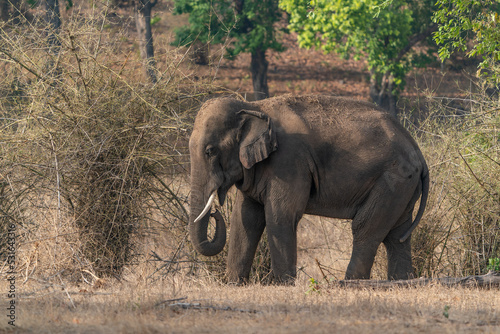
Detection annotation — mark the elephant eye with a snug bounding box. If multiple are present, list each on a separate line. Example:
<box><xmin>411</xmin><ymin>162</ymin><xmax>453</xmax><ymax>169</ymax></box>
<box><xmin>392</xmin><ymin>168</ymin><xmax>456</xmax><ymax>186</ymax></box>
<box><xmin>205</xmin><ymin>146</ymin><xmax>216</xmax><ymax>158</ymax></box>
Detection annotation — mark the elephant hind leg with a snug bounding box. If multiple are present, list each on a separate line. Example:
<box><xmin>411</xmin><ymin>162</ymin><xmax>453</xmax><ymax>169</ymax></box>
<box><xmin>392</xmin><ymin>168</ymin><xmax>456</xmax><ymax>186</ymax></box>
<box><xmin>346</xmin><ymin>200</ymin><xmax>395</xmax><ymax>279</ymax></box>
<box><xmin>345</xmin><ymin>239</ymin><xmax>381</xmax><ymax>279</ymax></box>
<box><xmin>383</xmin><ymin>213</ymin><xmax>414</xmax><ymax>280</ymax></box>
<box><xmin>346</xmin><ymin>178</ymin><xmax>417</xmax><ymax>280</ymax></box>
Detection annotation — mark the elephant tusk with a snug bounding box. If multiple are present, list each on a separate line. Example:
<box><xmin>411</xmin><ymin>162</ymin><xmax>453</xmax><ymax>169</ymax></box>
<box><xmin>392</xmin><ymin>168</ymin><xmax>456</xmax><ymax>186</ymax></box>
<box><xmin>194</xmin><ymin>192</ymin><xmax>216</xmax><ymax>223</ymax></box>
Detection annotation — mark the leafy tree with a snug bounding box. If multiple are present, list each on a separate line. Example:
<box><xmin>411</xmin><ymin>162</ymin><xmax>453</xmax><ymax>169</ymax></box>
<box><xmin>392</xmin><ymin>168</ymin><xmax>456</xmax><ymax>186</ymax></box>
<box><xmin>433</xmin><ymin>0</ymin><xmax>500</xmax><ymax>84</ymax></box>
<box><xmin>173</xmin><ymin>0</ymin><xmax>285</xmax><ymax>100</ymax></box>
<box><xmin>280</xmin><ymin>0</ymin><xmax>438</xmax><ymax>115</ymax></box>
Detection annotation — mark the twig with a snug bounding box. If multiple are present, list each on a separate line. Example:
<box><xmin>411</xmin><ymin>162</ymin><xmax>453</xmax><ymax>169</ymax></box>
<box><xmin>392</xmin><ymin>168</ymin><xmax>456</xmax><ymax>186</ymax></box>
<box><xmin>147</xmin><ymin>233</ymin><xmax>188</xmax><ymax>279</ymax></box>
<box><xmin>94</xmin><ymin>0</ymin><xmax>111</xmax><ymax>59</ymax></box>
<box><xmin>148</xmin><ymin>169</ymin><xmax>188</xmax><ymax>218</ymax></box>
<box><xmin>69</xmin><ymin>34</ymin><xmax>90</xmax><ymax>101</ymax></box>
<box><xmin>23</xmin><ymin>251</ymin><xmax>38</xmax><ymax>284</ymax></box>
<box><xmin>20</xmin><ymin>231</ymin><xmax>81</xmax><ymax>245</ymax></box>
<box><xmin>0</xmin><ymin>46</ymin><xmax>43</xmax><ymax>80</ymax></box>
<box><xmin>82</xmin><ymin>269</ymin><xmax>100</xmax><ymax>281</ymax></box>
<box><xmin>49</xmin><ymin>133</ymin><xmax>61</xmax><ymax>221</ymax></box>
<box><xmin>155</xmin><ymin>296</ymin><xmax>188</xmax><ymax>307</ymax></box>
<box><xmin>458</xmin><ymin>151</ymin><xmax>494</xmax><ymax>198</ymax></box>
<box><xmin>57</xmin><ymin>273</ymin><xmax>76</xmax><ymax>309</ymax></box>
<box><xmin>150</xmin><ymin>251</ymin><xmax>164</xmax><ymax>262</ymax></box>
<box><xmin>315</xmin><ymin>258</ymin><xmax>329</xmax><ymax>284</ymax></box>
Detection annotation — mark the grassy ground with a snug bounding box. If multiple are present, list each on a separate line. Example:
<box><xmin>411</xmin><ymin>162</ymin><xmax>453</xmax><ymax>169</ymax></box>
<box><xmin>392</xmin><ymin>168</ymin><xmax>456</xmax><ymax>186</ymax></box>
<box><xmin>5</xmin><ymin>276</ymin><xmax>499</xmax><ymax>333</ymax></box>
<box><xmin>3</xmin><ymin>214</ymin><xmax>499</xmax><ymax>333</ymax></box>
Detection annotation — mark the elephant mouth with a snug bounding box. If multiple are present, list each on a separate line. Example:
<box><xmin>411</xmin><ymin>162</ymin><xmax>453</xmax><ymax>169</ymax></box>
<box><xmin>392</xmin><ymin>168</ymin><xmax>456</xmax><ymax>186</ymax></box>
<box><xmin>217</xmin><ymin>186</ymin><xmax>229</xmax><ymax>207</ymax></box>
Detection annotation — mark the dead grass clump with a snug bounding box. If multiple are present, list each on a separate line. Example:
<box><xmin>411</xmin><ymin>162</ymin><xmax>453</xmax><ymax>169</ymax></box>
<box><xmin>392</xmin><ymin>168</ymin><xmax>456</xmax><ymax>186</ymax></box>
<box><xmin>405</xmin><ymin>89</ymin><xmax>499</xmax><ymax>277</ymax></box>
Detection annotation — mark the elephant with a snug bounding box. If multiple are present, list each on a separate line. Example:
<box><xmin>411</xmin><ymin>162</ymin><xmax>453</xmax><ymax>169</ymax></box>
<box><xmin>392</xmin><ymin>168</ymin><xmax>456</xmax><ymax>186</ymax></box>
<box><xmin>188</xmin><ymin>94</ymin><xmax>429</xmax><ymax>284</ymax></box>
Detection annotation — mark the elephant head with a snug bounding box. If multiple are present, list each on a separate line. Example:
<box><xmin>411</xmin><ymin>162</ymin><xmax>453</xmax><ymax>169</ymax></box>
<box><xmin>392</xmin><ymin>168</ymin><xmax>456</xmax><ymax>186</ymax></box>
<box><xmin>188</xmin><ymin>98</ymin><xmax>278</xmax><ymax>256</ymax></box>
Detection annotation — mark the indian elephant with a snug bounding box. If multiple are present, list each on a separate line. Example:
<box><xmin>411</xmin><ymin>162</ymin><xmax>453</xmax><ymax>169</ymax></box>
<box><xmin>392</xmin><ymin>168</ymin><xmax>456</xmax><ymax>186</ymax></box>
<box><xmin>188</xmin><ymin>94</ymin><xmax>429</xmax><ymax>284</ymax></box>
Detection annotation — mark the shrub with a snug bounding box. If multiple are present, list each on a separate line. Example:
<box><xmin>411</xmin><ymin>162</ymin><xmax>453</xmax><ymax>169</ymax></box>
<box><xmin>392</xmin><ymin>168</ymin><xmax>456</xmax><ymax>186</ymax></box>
<box><xmin>0</xmin><ymin>8</ymin><xmax>212</xmax><ymax>278</ymax></box>
<box><xmin>407</xmin><ymin>90</ymin><xmax>499</xmax><ymax>277</ymax></box>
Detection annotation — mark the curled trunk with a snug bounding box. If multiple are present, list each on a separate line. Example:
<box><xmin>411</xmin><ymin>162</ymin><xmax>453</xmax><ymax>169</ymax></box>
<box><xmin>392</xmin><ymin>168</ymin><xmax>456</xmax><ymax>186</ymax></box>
<box><xmin>189</xmin><ymin>204</ymin><xmax>226</xmax><ymax>256</ymax></box>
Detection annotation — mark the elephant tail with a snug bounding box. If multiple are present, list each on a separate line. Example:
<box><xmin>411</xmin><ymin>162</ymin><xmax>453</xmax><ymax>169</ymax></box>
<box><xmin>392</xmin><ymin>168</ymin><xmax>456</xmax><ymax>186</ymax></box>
<box><xmin>399</xmin><ymin>166</ymin><xmax>430</xmax><ymax>243</ymax></box>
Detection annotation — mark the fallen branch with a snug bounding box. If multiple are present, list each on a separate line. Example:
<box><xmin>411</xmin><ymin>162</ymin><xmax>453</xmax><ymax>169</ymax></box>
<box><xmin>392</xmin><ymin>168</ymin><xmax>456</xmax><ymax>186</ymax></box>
<box><xmin>155</xmin><ymin>296</ymin><xmax>188</xmax><ymax>307</ymax></box>
<box><xmin>339</xmin><ymin>271</ymin><xmax>500</xmax><ymax>289</ymax></box>
<box><xmin>166</xmin><ymin>302</ymin><xmax>259</xmax><ymax>313</ymax></box>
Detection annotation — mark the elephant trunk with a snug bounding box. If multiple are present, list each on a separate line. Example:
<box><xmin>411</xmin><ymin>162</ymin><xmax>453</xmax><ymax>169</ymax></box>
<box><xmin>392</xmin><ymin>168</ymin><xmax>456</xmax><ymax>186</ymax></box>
<box><xmin>189</xmin><ymin>191</ymin><xmax>226</xmax><ymax>256</ymax></box>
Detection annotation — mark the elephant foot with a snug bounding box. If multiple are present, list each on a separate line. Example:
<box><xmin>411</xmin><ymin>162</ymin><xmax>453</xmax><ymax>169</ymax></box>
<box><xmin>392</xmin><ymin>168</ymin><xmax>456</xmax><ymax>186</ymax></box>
<box><xmin>271</xmin><ymin>272</ymin><xmax>296</xmax><ymax>286</ymax></box>
<box><xmin>227</xmin><ymin>280</ymin><xmax>247</xmax><ymax>286</ymax></box>
<box><xmin>225</xmin><ymin>272</ymin><xmax>249</xmax><ymax>286</ymax></box>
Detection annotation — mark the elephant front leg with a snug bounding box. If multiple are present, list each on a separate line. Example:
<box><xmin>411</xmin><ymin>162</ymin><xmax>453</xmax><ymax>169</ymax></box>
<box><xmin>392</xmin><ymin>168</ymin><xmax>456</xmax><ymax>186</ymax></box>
<box><xmin>226</xmin><ymin>191</ymin><xmax>266</xmax><ymax>284</ymax></box>
<box><xmin>263</xmin><ymin>177</ymin><xmax>309</xmax><ymax>284</ymax></box>
<box><xmin>266</xmin><ymin>222</ymin><xmax>298</xmax><ymax>284</ymax></box>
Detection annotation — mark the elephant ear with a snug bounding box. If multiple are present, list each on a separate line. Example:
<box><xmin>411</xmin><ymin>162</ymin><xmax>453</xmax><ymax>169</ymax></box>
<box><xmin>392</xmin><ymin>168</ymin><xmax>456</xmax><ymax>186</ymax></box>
<box><xmin>238</xmin><ymin>109</ymin><xmax>278</xmax><ymax>169</ymax></box>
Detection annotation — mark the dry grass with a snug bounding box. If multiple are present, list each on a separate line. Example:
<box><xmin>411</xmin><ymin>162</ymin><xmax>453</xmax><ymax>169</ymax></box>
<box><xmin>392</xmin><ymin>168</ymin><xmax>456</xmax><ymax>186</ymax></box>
<box><xmin>403</xmin><ymin>92</ymin><xmax>500</xmax><ymax>277</ymax></box>
<box><xmin>3</xmin><ymin>275</ymin><xmax>498</xmax><ymax>333</ymax></box>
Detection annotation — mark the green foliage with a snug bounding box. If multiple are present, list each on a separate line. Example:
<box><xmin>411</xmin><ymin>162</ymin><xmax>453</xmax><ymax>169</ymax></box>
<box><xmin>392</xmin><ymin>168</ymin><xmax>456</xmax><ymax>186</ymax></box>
<box><xmin>280</xmin><ymin>0</ymin><xmax>437</xmax><ymax>95</ymax></box>
<box><xmin>150</xmin><ymin>15</ymin><xmax>161</xmax><ymax>26</ymax></box>
<box><xmin>305</xmin><ymin>277</ymin><xmax>320</xmax><ymax>294</ymax></box>
<box><xmin>172</xmin><ymin>0</ymin><xmax>284</xmax><ymax>58</ymax></box>
<box><xmin>443</xmin><ymin>305</ymin><xmax>450</xmax><ymax>319</ymax></box>
<box><xmin>487</xmin><ymin>258</ymin><xmax>500</xmax><ymax>272</ymax></box>
<box><xmin>433</xmin><ymin>0</ymin><xmax>500</xmax><ymax>83</ymax></box>
<box><xmin>172</xmin><ymin>0</ymin><xmax>233</xmax><ymax>46</ymax></box>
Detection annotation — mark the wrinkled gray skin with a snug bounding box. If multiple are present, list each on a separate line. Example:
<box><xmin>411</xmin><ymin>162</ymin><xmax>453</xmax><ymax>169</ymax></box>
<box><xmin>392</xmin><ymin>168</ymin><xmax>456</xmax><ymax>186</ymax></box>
<box><xmin>189</xmin><ymin>94</ymin><xmax>429</xmax><ymax>284</ymax></box>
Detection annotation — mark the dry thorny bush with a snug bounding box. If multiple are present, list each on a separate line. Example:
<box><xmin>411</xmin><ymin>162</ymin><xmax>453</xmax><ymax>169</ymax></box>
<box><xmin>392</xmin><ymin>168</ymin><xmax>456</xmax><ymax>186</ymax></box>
<box><xmin>0</xmin><ymin>7</ymin><xmax>223</xmax><ymax>283</ymax></box>
<box><xmin>405</xmin><ymin>90</ymin><xmax>499</xmax><ymax>277</ymax></box>
<box><xmin>0</xmin><ymin>5</ymin><xmax>498</xmax><ymax>289</ymax></box>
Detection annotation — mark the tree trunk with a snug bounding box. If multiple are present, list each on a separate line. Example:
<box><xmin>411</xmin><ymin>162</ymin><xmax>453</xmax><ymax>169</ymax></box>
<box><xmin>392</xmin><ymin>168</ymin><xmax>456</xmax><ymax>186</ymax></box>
<box><xmin>1</xmin><ymin>0</ymin><xmax>9</xmax><ymax>21</ymax></box>
<box><xmin>188</xmin><ymin>187</ymin><xmax>226</xmax><ymax>257</ymax></box>
<box><xmin>369</xmin><ymin>69</ymin><xmax>397</xmax><ymax>117</ymax></box>
<box><xmin>10</xmin><ymin>0</ymin><xmax>19</xmax><ymax>24</ymax></box>
<box><xmin>45</xmin><ymin>0</ymin><xmax>61</xmax><ymax>79</ymax></box>
<box><xmin>46</xmin><ymin>0</ymin><xmax>61</xmax><ymax>47</ymax></box>
<box><xmin>192</xmin><ymin>41</ymin><xmax>209</xmax><ymax>65</ymax></box>
<box><xmin>134</xmin><ymin>0</ymin><xmax>157</xmax><ymax>84</ymax></box>
<box><xmin>367</xmin><ymin>25</ymin><xmax>438</xmax><ymax>117</ymax></box>
<box><xmin>250</xmin><ymin>48</ymin><xmax>269</xmax><ymax>101</ymax></box>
